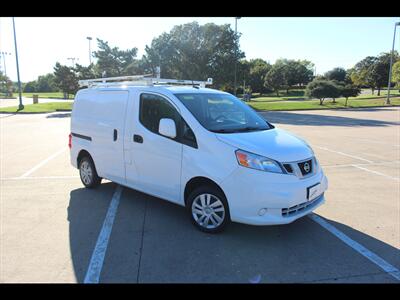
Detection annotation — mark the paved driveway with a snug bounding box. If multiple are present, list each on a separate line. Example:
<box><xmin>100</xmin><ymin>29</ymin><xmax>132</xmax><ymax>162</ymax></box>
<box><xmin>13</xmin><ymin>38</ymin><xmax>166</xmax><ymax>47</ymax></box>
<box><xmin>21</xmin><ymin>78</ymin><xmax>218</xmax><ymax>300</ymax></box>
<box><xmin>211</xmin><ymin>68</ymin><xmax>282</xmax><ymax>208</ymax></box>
<box><xmin>0</xmin><ymin>107</ymin><xmax>399</xmax><ymax>283</ymax></box>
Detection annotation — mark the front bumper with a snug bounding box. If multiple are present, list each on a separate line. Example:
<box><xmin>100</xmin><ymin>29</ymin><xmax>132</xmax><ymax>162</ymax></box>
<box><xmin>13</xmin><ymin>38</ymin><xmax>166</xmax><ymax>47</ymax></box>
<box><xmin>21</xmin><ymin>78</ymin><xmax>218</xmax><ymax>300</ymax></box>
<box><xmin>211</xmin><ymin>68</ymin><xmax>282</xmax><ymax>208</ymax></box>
<box><xmin>220</xmin><ymin>166</ymin><xmax>328</xmax><ymax>225</ymax></box>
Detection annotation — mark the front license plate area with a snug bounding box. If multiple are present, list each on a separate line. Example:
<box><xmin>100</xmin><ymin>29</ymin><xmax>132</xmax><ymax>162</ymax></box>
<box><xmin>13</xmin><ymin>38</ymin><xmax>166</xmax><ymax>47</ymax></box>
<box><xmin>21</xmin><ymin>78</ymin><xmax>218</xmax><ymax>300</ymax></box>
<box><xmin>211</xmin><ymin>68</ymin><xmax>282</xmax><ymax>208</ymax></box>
<box><xmin>307</xmin><ymin>183</ymin><xmax>321</xmax><ymax>201</ymax></box>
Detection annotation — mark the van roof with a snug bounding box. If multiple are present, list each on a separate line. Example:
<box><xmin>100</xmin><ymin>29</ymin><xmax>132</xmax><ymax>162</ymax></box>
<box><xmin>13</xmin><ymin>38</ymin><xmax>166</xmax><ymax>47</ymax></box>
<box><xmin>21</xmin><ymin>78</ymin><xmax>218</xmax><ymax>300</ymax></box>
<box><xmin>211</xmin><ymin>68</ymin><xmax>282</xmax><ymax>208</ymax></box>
<box><xmin>82</xmin><ymin>85</ymin><xmax>226</xmax><ymax>95</ymax></box>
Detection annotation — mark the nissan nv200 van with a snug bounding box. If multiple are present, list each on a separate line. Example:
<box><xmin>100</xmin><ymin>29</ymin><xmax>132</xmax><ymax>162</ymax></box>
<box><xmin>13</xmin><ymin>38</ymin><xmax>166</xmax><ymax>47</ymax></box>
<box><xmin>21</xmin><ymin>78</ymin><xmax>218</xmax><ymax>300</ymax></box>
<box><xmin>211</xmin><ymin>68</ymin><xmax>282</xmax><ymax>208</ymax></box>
<box><xmin>70</xmin><ymin>75</ymin><xmax>328</xmax><ymax>233</ymax></box>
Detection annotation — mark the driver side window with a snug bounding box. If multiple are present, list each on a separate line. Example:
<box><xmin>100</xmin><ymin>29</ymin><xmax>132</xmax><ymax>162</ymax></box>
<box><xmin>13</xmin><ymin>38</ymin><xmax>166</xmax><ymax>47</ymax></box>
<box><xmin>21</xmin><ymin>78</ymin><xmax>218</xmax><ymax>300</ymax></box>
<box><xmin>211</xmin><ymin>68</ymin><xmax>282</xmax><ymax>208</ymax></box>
<box><xmin>139</xmin><ymin>93</ymin><xmax>197</xmax><ymax>148</ymax></box>
<box><xmin>139</xmin><ymin>93</ymin><xmax>180</xmax><ymax>135</ymax></box>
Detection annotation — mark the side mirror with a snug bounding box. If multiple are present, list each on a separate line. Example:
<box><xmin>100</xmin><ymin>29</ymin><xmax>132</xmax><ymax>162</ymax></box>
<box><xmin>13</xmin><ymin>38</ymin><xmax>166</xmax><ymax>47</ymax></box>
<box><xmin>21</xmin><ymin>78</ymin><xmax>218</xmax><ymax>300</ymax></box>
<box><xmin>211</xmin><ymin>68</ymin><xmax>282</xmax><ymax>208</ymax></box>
<box><xmin>159</xmin><ymin>118</ymin><xmax>177</xmax><ymax>139</ymax></box>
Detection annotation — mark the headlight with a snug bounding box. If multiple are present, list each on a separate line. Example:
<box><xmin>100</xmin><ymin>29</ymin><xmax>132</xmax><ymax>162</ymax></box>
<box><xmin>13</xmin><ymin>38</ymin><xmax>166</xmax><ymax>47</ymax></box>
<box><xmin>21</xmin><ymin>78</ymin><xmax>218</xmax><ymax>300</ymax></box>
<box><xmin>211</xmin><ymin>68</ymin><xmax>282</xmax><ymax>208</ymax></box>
<box><xmin>235</xmin><ymin>149</ymin><xmax>284</xmax><ymax>174</ymax></box>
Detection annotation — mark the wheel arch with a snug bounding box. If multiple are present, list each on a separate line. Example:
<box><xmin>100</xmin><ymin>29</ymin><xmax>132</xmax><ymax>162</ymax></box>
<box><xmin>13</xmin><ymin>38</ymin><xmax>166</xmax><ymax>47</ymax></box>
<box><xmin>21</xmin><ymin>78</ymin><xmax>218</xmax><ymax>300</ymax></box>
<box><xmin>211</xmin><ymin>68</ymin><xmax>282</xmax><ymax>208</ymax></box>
<box><xmin>77</xmin><ymin>149</ymin><xmax>92</xmax><ymax>166</ymax></box>
<box><xmin>184</xmin><ymin>176</ymin><xmax>227</xmax><ymax>207</ymax></box>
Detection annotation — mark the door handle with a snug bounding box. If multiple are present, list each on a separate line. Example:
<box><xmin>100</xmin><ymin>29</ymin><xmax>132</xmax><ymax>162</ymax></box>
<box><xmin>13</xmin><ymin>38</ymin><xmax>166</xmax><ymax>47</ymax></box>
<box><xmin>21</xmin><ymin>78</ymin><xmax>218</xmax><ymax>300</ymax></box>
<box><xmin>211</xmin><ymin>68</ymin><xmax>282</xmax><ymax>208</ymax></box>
<box><xmin>113</xmin><ymin>129</ymin><xmax>118</xmax><ymax>141</ymax></box>
<box><xmin>133</xmin><ymin>134</ymin><xmax>143</xmax><ymax>143</ymax></box>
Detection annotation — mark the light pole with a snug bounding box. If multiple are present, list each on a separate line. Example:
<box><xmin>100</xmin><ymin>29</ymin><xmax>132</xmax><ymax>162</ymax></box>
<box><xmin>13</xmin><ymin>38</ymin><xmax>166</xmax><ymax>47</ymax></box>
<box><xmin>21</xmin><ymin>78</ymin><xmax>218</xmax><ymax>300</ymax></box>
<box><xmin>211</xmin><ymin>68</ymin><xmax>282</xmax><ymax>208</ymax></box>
<box><xmin>0</xmin><ymin>51</ymin><xmax>11</xmax><ymax>77</ymax></box>
<box><xmin>386</xmin><ymin>21</ymin><xmax>400</xmax><ymax>105</ymax></box>
<box><xmin>67</xmin><ymin>57</ymin><xmax>79</xmax><ymax>67</ymax></box>
<box><xmin>234</xmin><ymin>17</ymin><xmax>241</xmax><ymax>96</ymax></box>
<box><xmin>12</xmin><ymin>18</ymin><xmax>23</xmax><ymax>110</ymax></box>
<box><xmin>87</xmin><ymin>36</ymin><xmax>92</xmax><ymax>65</ymax></box>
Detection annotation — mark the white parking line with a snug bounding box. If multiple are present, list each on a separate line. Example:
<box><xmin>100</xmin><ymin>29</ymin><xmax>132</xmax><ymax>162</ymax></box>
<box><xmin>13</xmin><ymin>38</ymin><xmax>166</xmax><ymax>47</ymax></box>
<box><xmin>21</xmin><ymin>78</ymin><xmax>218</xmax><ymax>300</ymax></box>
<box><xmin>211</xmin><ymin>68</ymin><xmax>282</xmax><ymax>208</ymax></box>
<box><xmin>351</xmin><ymin>165</ymin><xmax>400</xmax><ymax>181</ymax></box>
<box><xmin>1</xmin><ymin>175</ymin><xmax>79</xmax><ymax>181</ymax></box>
<box><xmin>309</xmin><ymin>214</ymin><xmax>400</xmax><ymax>281</ymax></box>
<box><xmin>19</xmin><ymin>148</ymin><xmax>66</xmax><ymax>178</ymax></box>
<box><xmin>315</xmin><ymin>146</ymin><xmax>374</xmax><ymax>163</ymax></box>
<box><xmin>322</xmin><ymin>160</ymin><xmax>400</xmax><ymax>169</ymax></box>
<box><xmin>84</xmin><ymin>185</ymin><xmax>123</xmax><ymax>284</ymax></box>
<box><xmin>343</xmin><ymin>136</ymin><xmax>400</xmax><ymax>148</ymax></box>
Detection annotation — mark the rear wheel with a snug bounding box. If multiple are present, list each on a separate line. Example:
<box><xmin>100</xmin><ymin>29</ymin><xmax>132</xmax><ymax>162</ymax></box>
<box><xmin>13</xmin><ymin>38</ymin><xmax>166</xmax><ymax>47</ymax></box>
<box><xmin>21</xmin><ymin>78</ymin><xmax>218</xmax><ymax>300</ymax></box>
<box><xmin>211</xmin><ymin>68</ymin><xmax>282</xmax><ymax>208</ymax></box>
<box><xmin>79</xmin><ymin>156</ymin><xmax>101</xmax><ymax>188</ymax></box>
<box><xmin>187</xmin><ymin>186</ymin><xmax>230</xmax><ymax>233</ymax></box>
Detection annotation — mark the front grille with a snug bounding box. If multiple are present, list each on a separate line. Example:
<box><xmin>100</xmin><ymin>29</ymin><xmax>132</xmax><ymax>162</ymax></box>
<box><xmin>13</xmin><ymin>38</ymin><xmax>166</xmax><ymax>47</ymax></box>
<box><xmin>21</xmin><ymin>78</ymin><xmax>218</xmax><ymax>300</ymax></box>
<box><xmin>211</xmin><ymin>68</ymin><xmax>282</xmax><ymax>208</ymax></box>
<box><xmin>283</xmin><ymin>164</ymin><xmax>293</xmax><ymax>173</ymax></box>
<box><xmin>281</xmin><ymin>193</ymin><xmax>323</xmax><ymax>217</ymax></box>
<box><xmin>298</xmin><ymin>159</ymin><xmax>313</xmax><ymax>176</ymax></box>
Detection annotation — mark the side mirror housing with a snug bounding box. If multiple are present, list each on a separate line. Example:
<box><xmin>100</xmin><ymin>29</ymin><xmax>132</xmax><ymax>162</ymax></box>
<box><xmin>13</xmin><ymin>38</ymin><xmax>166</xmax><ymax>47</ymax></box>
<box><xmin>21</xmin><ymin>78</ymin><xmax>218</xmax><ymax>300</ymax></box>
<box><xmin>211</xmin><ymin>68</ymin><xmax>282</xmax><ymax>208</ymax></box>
<box><xmin>159</xmin><ymin>118</ymin><xmax>177</xmax><ymax>139</ymax></box>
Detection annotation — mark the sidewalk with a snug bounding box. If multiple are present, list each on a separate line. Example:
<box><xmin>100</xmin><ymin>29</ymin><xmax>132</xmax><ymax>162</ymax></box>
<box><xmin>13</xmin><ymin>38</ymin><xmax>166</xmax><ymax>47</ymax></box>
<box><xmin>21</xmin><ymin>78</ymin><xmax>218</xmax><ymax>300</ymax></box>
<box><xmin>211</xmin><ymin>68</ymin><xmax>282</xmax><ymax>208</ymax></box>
<box><xmin>0</xmin><ymin>97</ymin><xmax>73</xmax><ymax>109</ymax></box>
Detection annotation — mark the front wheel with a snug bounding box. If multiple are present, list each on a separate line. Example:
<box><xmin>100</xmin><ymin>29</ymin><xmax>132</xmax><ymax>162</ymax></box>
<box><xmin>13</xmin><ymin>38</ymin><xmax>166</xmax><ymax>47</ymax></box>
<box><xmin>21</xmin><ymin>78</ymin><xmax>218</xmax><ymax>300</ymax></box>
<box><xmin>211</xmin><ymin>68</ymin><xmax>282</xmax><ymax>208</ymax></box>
<box><xmin>187</xmin><ymin>186</ymin><xmax>230</xmax><ymax>233</ymax></box>
<box><xmin>79</xmin><ymin>156</ymin><xmax>101</xmax><ymax>188</ymax></box>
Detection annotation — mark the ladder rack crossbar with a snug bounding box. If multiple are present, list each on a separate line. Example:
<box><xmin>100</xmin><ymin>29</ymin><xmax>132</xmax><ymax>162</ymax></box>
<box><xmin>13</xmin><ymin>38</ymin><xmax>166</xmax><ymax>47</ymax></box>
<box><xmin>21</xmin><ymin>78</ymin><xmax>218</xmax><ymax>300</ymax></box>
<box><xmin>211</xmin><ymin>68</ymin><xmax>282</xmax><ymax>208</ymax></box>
<box><xmin>78</xmin><ymin>75</ymin><xmax>213</xmax><ymax>88</ymax></box>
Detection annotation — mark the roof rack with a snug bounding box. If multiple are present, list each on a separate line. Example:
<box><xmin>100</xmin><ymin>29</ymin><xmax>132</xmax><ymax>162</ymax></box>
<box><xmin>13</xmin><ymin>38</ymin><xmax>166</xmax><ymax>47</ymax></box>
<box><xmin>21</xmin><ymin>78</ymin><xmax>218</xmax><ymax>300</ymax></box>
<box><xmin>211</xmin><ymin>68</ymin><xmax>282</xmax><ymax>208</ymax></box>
<box><xmin>79</xmin><ymin>75</ymin><xmax>213</xmax><ymax>88</ymax></box>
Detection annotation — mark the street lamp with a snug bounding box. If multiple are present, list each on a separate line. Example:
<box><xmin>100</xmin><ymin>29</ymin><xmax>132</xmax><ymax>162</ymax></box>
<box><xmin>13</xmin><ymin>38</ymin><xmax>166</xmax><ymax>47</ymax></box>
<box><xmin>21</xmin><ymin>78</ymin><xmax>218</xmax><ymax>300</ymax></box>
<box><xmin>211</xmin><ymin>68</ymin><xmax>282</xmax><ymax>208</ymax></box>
<box><xmin>87</xmin><ymin>36</ymin><xmax>92</xmax><ymax>65</ymax></box>
<box><xmin>0</xmin><ymin>51</ymin><xmax>11</xmax><ymax>77</ymax></box>
<box><xmin>12</xmin><ymin>17</ymin><xmax>23</xmax><ymax>110</ymax></box>
<box><xmin>67</xmin><ymin>57</ymin><xmax>79</xmax><ymax>67</ymax></box>
<box><xmin>234</xmin><ymin>17</ymin><xmax>241</xmax><ymax>96</ymax></box>
<box><xmin>386</xmin><ymin>21</ymin><xmax>400</xmax><ymax>105</ymax></box>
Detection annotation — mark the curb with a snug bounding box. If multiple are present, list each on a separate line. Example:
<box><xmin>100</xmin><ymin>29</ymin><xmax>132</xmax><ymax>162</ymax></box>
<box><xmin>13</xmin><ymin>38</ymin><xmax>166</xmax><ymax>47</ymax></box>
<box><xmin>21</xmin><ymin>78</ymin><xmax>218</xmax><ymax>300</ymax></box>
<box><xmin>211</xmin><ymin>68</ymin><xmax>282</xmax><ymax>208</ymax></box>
<box><xmin>0</xmin><ymin>109</ymin><xmax>72</xmax><ymax>115</ymax></box>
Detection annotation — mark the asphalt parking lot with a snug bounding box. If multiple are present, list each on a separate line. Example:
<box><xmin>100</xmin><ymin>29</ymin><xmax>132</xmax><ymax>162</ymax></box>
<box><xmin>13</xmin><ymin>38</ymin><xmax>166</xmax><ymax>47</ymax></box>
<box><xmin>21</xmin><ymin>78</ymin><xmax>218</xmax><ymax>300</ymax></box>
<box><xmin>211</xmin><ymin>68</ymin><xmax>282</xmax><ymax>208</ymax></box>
<box><xmin>0</xmin><ymin>107</ymin><xmax>399</xmax><ymax>283</ymax></box>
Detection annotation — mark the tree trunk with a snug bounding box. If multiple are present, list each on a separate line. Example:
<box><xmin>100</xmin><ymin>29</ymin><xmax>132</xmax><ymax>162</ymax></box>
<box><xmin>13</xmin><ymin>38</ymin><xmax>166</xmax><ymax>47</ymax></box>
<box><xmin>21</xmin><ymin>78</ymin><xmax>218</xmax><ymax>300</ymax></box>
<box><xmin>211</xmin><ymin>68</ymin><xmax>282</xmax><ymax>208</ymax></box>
<box><xmin>286</xmin><ymin>87</ymin><xmax>289</xmax><ymax>95</ymax></box>
<box><xmin>319</xmin><ymin>98</ymin><xmax>324</xmax><ymax>105</ymax></box>
<box><xmin>276</xmin><ymin>90</ymin><xmax>279</xmax><ymax>97</ymax></box>
<box><xmin>377</xmin><ymin>88</ymin><xmax>380</xmax><ymax>96</ymax></box>
<box><xmin>332</xmin><ymin>98</ymin><xmax>336</xmax><ymax>103</ymax></box>
<box><xmin>63</xmin><ymin>92</ymin><xmax>67</xmax><ymax>99</ymax></box>
<box><xmin>371</xmin><ymin>88</ymin><xmax>374</xmax><ymax>95</ymax></box>
<box><xmin>345</xmin><ymin>97</ymin><xmax>348</xmax><ymax>106</ymax></box>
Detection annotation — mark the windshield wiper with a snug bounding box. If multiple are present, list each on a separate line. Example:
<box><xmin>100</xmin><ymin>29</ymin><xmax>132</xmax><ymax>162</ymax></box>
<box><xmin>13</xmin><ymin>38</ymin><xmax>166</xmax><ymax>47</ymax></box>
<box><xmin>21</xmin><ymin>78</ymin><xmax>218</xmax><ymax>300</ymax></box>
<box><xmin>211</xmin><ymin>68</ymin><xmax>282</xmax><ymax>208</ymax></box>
<box><xmin>234</xmin><ymin>126</ymin><xmax>267</xmax><ymax>132</ymax></box>
<box><xmin>211</xmin><ymin>127</ymin><xmax>268</xmax><ymax>134</ymax></box>
<box><xmin>210</xmin><ymin>129</ymin><xmax>236</xmax><ymax>133</ymax></box>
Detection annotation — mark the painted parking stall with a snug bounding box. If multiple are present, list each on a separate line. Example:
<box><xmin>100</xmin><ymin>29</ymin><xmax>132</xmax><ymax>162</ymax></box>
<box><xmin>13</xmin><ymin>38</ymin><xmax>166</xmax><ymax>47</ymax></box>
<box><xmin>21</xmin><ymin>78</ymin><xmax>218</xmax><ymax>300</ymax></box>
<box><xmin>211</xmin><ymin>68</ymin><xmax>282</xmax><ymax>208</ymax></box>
<box><xmin>0</xmin><ymin>108</ymin><xmax>399</xmax><ymax>282</ymax></box>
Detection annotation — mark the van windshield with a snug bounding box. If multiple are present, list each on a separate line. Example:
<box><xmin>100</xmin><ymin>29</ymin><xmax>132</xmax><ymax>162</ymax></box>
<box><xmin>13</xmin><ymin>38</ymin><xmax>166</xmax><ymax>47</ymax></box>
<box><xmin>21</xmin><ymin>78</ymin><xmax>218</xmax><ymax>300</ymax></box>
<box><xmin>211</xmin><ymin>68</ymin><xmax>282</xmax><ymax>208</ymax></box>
<box><xmin>174</xmin><ymin>93</ymin><xmax>272</xmax><ymax>133</ymax></box>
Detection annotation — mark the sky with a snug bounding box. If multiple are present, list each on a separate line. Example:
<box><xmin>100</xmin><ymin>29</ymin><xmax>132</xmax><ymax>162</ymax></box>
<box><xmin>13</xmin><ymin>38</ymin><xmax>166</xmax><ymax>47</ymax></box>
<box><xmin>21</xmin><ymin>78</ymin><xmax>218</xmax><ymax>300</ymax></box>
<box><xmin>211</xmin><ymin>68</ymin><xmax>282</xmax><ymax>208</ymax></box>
<box><xmin>0</xmin><ymin>17</ymin><xmax>399</xmax><ymax>82</ymax></box>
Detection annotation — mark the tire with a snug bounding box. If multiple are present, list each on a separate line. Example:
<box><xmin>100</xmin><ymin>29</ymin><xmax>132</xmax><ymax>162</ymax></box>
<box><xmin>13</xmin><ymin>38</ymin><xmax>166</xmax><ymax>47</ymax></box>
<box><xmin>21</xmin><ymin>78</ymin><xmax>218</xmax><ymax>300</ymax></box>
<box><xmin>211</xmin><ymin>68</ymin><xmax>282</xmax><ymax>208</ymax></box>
<box><xmin>79</xmin><ymin>156</ymin><xmax>101</xmax><ymax>188</ymax></box>
<box><xmin>187</xmin><ymin>185</ymin><xmax>230</xmax><ymax>233</ymax></box>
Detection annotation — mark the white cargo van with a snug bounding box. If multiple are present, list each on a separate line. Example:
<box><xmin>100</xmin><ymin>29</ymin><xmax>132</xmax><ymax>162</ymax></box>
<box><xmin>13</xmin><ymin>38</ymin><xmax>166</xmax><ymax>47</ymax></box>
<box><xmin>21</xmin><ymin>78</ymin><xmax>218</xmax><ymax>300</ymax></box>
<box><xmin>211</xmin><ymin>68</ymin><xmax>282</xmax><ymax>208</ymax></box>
<box><xmin>70</xmin><ymin>75</ymin><xmax>328</xmax><ymax>233</ymax></box>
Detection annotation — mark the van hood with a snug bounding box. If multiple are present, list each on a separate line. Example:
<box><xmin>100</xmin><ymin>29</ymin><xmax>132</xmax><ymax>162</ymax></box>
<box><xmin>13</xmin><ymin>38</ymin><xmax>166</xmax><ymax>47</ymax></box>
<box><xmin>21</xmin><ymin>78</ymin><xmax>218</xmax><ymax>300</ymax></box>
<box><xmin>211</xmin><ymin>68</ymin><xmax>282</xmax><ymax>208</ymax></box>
<box><xmin>216</xmin><ymin>128</ymin><xmax>313</xmax><ymax>162</ymax></box>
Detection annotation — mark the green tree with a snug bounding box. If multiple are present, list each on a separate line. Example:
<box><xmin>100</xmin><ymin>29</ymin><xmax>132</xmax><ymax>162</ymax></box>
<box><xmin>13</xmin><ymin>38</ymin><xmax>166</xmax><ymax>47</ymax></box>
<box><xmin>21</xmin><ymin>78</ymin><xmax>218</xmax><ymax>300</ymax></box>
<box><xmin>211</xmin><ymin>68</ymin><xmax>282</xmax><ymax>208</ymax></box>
<box><xmin>329</xmin><ymin>80</ymin><xmax>343</xmax><ymax>103</ymax></box>
<box><xmin>305</xmin><ymin>79</ymin><xmax>341</xmax><ymax>105</ymax></box>
<box><xmin>73</xmin><ymin>63</ymin><xmax>97</xmax><ymax>80</ymax></box>
<box><xmin>369</xmin><ymin>52</ymin><xmax>399</xmax><ymax>96</ymax></box>
<box><xmin>247</xmin><ymin>58</ymin><xmax>271</xmax><ymax>95</ymax></box>
<box><xmin>344</xmin><ymin>69</ymin><xmax>354</xmax><ymax>84</ymax></box>
<box><xmin>93</xmin><ymin>39</ymin><xmax>139</xmax><ymax>77</ymax></box>
<box><xmin>23</xmin><ymin>81</ymin><xmax>37</xmax><ymax>92</ymax></box>
<box><xmin>392</xmin><ymin>60</ymin><xmax>400</xmax><ymax>89</ymax></box>
<box><xmin>36</xmin><ymin>73</ymin><xmax>57</xmax><ymax>92</ymax></box>
<box><xmin>0</xmin><ymin>71</ymin><xmax>13</xmax><ymax>97</ymax></box>
<box><xmin>22</xmin><ymin>73</ymin><xmax>58</xmax><ymax>93</ymax></box>
<box><xmin>237</xmin><ymin>59</ymin><xmax>251</xmax><ymax>95</ymax></box>
<box><xmin>292</xmin><ymin>60</ymin><xmax>314</xmax><ymax>87</ymax></box>
<box><xmin>288</xmin><ymin>60</ymin><xmax>314</xmax><ymax>91</ymax></box>
<box><xmin>325</xmin><ymin>67</ymin><xmax>347</xmax><ymax>82</ymax></box>
<box><xmin>350</xmin><ymin>56</ymin><xmax>378</xmax><ymax>94</ymax></box>
<box><xmin>53</xmin><ymin>62</ymin><xmax>78</xmax><ymax>99</ymax></box>
<box><xmin>350</xmin><ymin>52</ymin><xmax>399</xmax><ymax>95</ymax></box>
<box><xmin>143</xmin><ymin>22</ymin><xmax>244</xmax><ymax>89</ymax></box>
<box><xmin>341</xmin><ymin>84</ymin><xmax>361</xmax><ymax>106</ymax></box>
<box><xmin>272</xmin><ymin>59</ymin><xmax>314</xmax><ymax>94</ymax></box>
<box><xmin>264</xmin><ymin>63</ymin><xmax>287</xmax><ymax>97</ymax></box>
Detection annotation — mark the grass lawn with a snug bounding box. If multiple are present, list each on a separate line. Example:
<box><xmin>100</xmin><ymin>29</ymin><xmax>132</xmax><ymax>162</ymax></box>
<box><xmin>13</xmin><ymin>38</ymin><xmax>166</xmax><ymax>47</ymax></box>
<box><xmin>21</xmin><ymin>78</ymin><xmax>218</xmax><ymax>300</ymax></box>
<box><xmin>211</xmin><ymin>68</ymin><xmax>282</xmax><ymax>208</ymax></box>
<box><xmin>21</xmin><ymin>92</ymin><xmax>75</xmax><ymax>99</ymax></box>
<box><xmin>1</xmin><ymin>95</ymin><xmax>399</xmax><ymax>114</ymax></box>
<box><xmin>248</xmin><ymin>97</ymin><xmax>400</xmax><ymax>111</ymax></box>
<box><xmin>0</xmin><ymin>102</ymin><xmax>73</xmax><ymax>113</ymax></box>
<box><xmin>249</xmin><ymin>89</ymin><xmax>400</xmax><ymax>102</ymax></box>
